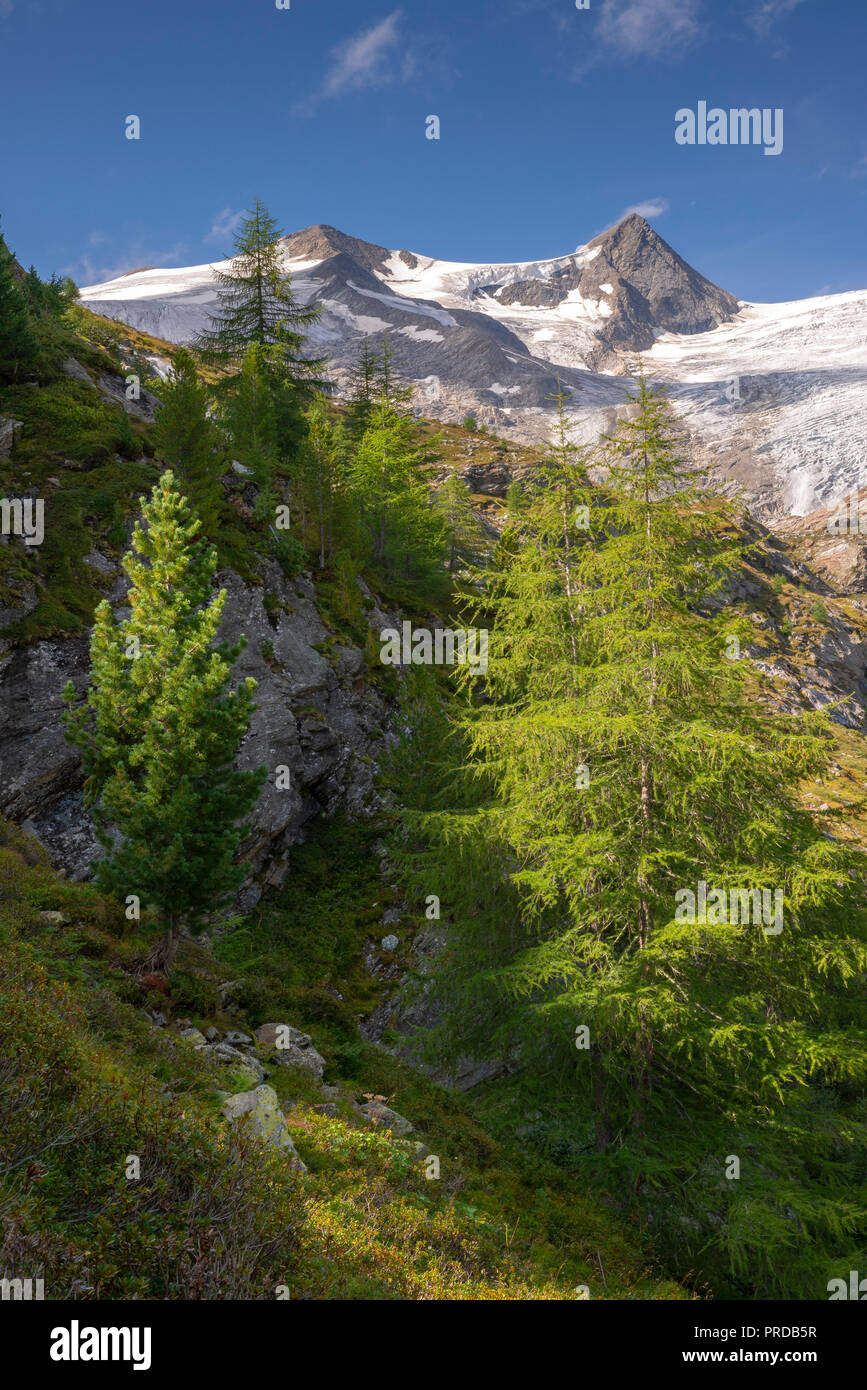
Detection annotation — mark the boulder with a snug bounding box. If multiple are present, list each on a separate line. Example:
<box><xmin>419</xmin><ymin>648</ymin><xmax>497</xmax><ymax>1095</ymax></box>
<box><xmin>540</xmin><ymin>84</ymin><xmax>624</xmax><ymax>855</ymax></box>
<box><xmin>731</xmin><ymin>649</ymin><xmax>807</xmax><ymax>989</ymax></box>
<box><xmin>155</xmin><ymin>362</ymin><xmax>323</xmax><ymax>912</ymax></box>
<box><xmin>221</xmin><ymin>1085</ymin><xmax>307</xmax><ymax>1171</ymax></box>
<box><xmin>358</xmin><ymin>1101</ymin><xmax>414</xmax><ymax>1138</ymax></box>
<box><xmin>256</xmin><ymin>1022</ymin><xmax>327</xmax><ymax>1082</ymax></box>
<box><xmin>210</xmin><ymin>1043</ymin><xmax>266</xmax><ymax>1086</ymax></box>
<box><xmin>0</xmin><ymin>417</ymin><xmax>23</xmax><ymax>458</ymax></box>
<box><xmin>38</xmin><ymin>910</ymin><xmax>70</xmax><ymax>926</ymax></box>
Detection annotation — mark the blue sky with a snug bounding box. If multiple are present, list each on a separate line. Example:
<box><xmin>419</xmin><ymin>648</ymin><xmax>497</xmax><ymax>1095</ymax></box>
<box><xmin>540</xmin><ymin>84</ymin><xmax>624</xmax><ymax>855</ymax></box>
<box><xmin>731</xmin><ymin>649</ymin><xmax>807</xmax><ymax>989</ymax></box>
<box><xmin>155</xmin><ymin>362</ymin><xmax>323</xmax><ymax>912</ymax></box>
<box><xmin>0</xmin><ymin>0</ymin><xmax>864</xmax><ymax>302</ymax></box>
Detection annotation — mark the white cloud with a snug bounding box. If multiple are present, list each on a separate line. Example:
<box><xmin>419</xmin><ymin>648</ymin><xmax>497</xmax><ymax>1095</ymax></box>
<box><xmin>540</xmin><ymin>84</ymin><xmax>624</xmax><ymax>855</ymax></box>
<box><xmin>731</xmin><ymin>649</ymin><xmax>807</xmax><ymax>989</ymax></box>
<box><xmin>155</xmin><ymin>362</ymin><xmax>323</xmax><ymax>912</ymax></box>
<box><xmin>0</xmin><ymin>1</ymin><xmax>14</xmax><ymax>19</ymax></box>
<box><xmin>323</xmin><ymin>10</ymin><xmax>406</xmax><ymax>98</ymax></box>
<box><xmin>747</xmin><ymin>0</ymin><xmax>809</xmax><ymax>37</ymax></box>
<box><xmin>67</xmin><ymin>241</ymin><xmax>188</xmax><ymax>289</ymax></box>
<box><xmin>617</xmin><ymin>197</ymin><xmax>670</xmax><ymax>221</ymax></box>
<box><xmin>596</xmin><ymin>0</ymin><xmax>703</xmax><ymax>59</ymax></box>
<box><xmin>206</xmin><ymin>206</ymin><xmax>244</xmax><ymax>244</ymax></box>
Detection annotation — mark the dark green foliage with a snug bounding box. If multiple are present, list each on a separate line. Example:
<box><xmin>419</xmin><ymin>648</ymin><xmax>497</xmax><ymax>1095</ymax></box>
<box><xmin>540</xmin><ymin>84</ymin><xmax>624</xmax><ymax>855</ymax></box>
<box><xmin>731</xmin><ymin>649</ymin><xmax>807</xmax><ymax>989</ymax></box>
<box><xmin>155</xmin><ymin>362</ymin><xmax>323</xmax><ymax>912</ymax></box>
<box><xmin>0</xmin><ymin>228</ymin><xmax>39</xmax><ymax>382</ymax></box>
<box><xmin>346</xmin><ymin>335</ymin><xmax>379</xmax><ymax>438</ymax></box>
<box><xmin>63</xmin><ymin>472</ymin><xmax>267</xmax><ymax>967</ymax></box>
<box><xmin>151</xmin><ymin>349</ymin><xmax>226</xmax><ymax>537</ymax></box>
<box><xmin>196</xmin><ymin>199</ymin><xmax>327</xmax><ymax>399</ymax></box>
<box><xmin>435</xmin><ymin>472</ymin><xmax>490</xmax><ymax>572</ymax></box>
<box><xmin>219</xmin><ymin>341</ymin><xmax>280</xmax><ymax>502</ymax></box>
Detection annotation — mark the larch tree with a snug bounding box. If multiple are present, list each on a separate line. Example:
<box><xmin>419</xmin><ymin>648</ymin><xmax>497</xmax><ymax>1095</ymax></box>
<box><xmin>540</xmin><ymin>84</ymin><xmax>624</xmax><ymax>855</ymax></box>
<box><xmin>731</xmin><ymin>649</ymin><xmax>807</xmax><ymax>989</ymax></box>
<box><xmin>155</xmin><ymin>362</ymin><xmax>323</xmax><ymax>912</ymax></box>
<box><xmin>393</xmin><ymin>370</ymin><xmax>867</xmax><ymax>1296</ymax></box>
<box><xmin>151</xmin><ymin>349</ymin><xmax>226</xmax><ymax>538</ymax></box>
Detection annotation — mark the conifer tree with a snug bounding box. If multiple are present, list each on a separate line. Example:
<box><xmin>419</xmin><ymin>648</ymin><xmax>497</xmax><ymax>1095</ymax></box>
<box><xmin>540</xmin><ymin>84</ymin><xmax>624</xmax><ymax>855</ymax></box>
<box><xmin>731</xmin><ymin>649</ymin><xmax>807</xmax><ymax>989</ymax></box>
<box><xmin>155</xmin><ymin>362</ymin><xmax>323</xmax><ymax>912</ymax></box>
<box><xmin>346</xmin><ymin>336</ymin><xmax>379</xmax><ymax>439</ymax></box>
<box><xmin>0</xmin><ymin>227</ymin><xmax>39</xmax><ymax>382</ymax></box>
<box><xmin>349</xmin><ymin>403</ymin><xmax>446</xmax><ymax>582</ymax></box>
<box><xmin>195</xmin><ymin>199</ymin><xmax>327</xmax><ymax>399</ymax></box>
<box><xmin>220</xmin><ymin>342</ymin><xmax>280</xmax><ymax>510</ymax></box>
<box><xmin>373</xmin><ymin>334</ymin><xmax>413</xmax><ymax>414</ymax></box>
<box><xmin>434</xmin><ymin>472</ymin><xmax>488</xmax><ymax>572</ymax></box>
<box><xmin>152</xmin><ymin>349</ymin><xmax>226</xmax><ymax>538</ymax></box>
<box><xmin>394</xmin><ymin>370</ymin><xmax>867</xmax><ymax>1296</ymax></box>
<box><xmin>63</xmin><ymin>472</ymin><xmax>267</xmax><ymax>971</ymax></box>
<box><xmin>302</xmin><ymin>394</ymin><xmax>350</xmax><ymax>569</ymax></box>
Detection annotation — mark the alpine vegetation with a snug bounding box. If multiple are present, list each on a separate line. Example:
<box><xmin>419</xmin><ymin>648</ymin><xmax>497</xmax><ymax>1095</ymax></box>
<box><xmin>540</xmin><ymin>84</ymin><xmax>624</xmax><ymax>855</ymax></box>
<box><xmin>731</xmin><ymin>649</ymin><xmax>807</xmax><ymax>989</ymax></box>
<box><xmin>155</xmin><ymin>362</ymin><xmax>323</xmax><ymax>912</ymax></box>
<box><xmin>2</xmin><ymin>182</ymin><xmax>867</xmax><ymax>1317</ymax></box>
<box><xmin>392</xmin><ymin>370</ymin><xmax>867</xmax><ymax>1299</ymax></box>
<box><xmin>62</xmin><ymin>472</ymin><xmax>267</xmax><ymax>971</ymax></box>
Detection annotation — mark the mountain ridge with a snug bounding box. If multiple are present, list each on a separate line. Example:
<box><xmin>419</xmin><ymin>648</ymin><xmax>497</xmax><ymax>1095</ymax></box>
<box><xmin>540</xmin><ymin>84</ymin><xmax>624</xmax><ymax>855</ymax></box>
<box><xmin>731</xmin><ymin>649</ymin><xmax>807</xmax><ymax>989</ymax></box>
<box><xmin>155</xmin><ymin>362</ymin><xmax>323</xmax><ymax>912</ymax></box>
<box><xmin>79</xmin><ymin>215</ymin><xmax>867</xmax><ymax>520</ymax></box>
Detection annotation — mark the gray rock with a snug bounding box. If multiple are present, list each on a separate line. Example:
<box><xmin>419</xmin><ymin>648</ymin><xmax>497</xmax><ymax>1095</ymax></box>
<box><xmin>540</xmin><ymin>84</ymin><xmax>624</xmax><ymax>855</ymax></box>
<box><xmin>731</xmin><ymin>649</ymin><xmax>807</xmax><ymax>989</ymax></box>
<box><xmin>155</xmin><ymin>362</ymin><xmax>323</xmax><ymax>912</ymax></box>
<box><xmin>95</xmin><ymin>370</ymin><xmax>160</xmax><ymax>422</ymax></box>
<box><xmin>62</xmin><ymin>357</ymin><xmax>91</xmax><ymax>384</ymax></box>
<box><xmin>272</xmin><ymin>1043</ymin><xmax>326</xmax><ymax>1080</ymax></box>
<box><xmin>381</xmin><ymin>934</ymin><xmax>399</xmax><ymax>952</ymax></box>
<box><xmin>82</xmin><ymin>550</ymin><xmax>116</xmax><ymax>576</ymax></box>
<box><xmin>178</xmin><ymin>1026</ymin><xmax>209</xmax><ymax>1049</ymax></box>
<box><xmin>255</xmin><ymin>1022</ymin><xmax>309</xmax><ymax>1051</ymax></box>
<box><xmin>0</xmin><ymin>560</ymin><xmax>393</xmax><ymax>891</ymax></box>
<box><xmin>38</xmin><ymin>910</ymin><xmax>70</xmax><ymax>926</ymax></box>
<box><xmin>0</xmin><ymin>417</ymin><xmax>23</xmax><ymax>458</ymax></box>
<box><xmin>210</xmin><ymin>1043</ymin><xmax>266</xmax><ymax>1085</ymax></box>
<box><xmin>358</xmin><ymin>1101</ymin><xmax>415</xmax><ymax>1138</ymax></box>
<box><xmin>221</xmin><ymin>1085</ymin><xmax>307</xmax><ymax>1171</ymax></box>
<box><xmin>255</xmin><ymin>1022</ymin><xmax>326</xmax><ymax>1082</ymax></box>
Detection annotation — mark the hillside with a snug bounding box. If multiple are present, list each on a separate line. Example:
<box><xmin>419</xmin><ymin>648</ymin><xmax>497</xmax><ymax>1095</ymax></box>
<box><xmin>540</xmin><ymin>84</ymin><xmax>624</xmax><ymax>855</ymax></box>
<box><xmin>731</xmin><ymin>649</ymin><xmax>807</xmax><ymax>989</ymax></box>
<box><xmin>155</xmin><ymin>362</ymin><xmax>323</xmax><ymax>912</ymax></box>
<box><xmin>0</xmin><ymin>296</ymin><xmax>690</xmax><ymax>1301</ymax></box>
<box><xmin>2</xmin><ymin>220</ymin><xmax>867</xmax><ymax>1307</ymax></box>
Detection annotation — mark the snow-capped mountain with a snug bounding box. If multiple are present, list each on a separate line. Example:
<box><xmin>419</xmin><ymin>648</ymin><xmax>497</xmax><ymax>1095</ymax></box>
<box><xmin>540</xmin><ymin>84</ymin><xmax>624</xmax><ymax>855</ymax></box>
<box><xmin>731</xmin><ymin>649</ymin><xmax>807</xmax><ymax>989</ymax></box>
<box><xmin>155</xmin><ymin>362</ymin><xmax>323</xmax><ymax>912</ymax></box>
<box><xmin>80</xmin><ymin>215</ymin><xmax>867</xmax><ymax>522</ymax></box>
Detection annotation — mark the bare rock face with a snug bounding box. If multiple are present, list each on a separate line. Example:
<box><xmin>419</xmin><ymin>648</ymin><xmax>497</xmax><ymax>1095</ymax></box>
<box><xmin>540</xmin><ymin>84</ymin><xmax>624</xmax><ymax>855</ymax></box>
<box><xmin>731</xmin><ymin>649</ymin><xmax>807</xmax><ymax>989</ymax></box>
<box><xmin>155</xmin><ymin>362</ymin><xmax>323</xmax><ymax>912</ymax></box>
<box><xmin>492</xmin><ymin>214</ymin><xmax>739</xmax><ymax>370</ymax></box>
<box><xmin>0</xmin><ymin>555</ymin><xmax>396</xmax><ymax>900</ymax></box>
<box><xmin>776</xmin><ymin>491</ymin><xmax>867</xmax><ymax>594</ymax></box>
<box><xmin>0</xmin><ymin>417</ymin><xmax>23</xmax><ymax>459</ymax></box>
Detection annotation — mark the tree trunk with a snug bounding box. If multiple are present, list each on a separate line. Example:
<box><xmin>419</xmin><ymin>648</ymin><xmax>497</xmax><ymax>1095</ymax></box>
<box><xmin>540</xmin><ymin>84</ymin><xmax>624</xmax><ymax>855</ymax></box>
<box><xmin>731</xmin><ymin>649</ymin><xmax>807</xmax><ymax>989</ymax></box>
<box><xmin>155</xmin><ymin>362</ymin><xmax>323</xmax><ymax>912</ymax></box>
<box><xmin>142</xmin><ymin>919</ymin><xmax>180</xmax><ymax>976</ymax></box>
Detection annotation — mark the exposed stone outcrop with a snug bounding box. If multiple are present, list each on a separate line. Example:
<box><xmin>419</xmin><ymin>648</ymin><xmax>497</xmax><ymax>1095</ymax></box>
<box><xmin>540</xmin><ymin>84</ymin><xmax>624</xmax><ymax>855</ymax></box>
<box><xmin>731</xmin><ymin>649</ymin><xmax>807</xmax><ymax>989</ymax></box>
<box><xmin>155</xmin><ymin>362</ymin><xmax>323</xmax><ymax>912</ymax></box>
<box><xmin>0</xmin><ymin>554</ymin><xmax>398</xmax><ymax>902</ymax></box>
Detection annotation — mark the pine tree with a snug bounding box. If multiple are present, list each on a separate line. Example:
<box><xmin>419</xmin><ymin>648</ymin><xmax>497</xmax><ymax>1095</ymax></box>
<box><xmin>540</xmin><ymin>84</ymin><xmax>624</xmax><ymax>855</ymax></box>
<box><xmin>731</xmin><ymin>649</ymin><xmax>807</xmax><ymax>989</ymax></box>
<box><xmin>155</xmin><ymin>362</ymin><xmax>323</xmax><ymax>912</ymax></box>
<box><xmin>195</xmin><ymin>199</ymin><xmax>327</xmax><ymax>398</ymax></box>
<box><xmin>63</xmin><ymin>472</ymin><xmax>267</xmax><ymax>971</ymax></box>
<box><xmin>394</xmin><ymin>370</ymin><xmax>867</xmax><ymax>1296</ymax></box>
<box><xmin>346</xmin><ymin>336</ymin><xmax>379</xmax><ymax>439</ymax></box>
<box><xmin>372</xmin><ymin>334</ymin><xmax>413</xmax><ymax>414</ymax></box>
<box><xmin>152</xmin><ymin>349</ymin><xmax>226</xmax><ymax>538</ymax></box>
<box><xmin>0</xmin><ymin>228</ymin><xmax>39</xmax><ymax>382</ymax></box>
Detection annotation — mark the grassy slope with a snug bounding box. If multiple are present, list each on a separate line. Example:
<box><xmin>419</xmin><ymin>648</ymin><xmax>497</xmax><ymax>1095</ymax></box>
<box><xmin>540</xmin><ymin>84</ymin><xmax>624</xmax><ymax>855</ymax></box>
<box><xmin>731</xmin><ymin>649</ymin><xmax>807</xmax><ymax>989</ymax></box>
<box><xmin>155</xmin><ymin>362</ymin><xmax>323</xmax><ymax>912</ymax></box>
<box><xmin>0</xmin><ymin>817</ymin><xmax>685</xmax><ymax>1300</ymax></box>
<box><xmin>4</xmin><ymin>308</ymin><xmax>866</xmax><ymax>1300</ymax></box>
